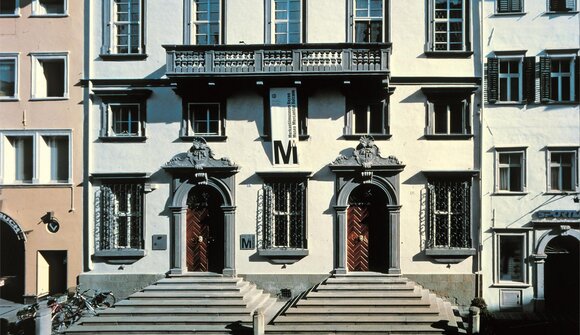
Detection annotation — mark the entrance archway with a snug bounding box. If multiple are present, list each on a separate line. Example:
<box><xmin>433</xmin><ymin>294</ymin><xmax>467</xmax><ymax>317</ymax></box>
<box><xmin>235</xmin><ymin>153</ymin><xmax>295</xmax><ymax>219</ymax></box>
<box><xmin>186</xmin><ymin>185</ymin><xmax>225</xmax><ymax>273</ymax></box>
<box><xmin>544</xmin><ymin>235</ymin><xmax>579</xmax><ymax>314</ymax></box>
<box><xmin>0</xmin><ymin>212</ymin><xmax>25</xmax><ymax>302</ymax></box>
<box><xmin>347</xmin><ymin>184</ymin><xmax>389</xmax><ymax>272</ymax></box>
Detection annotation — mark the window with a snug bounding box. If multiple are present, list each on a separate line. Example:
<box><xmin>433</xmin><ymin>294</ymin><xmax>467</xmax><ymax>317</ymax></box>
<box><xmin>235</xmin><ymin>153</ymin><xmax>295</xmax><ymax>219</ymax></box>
<box><xmin>94</xmin><ymin>182</ymin><xmax>144</xmax><ymax>251</ymax></box>
<box><xmin>427</xmin><ymin>178</ymin><xmax>471</xmax><ymax>249</ymax></box>
<box><xmin>540</xmin><ymin>57</ymin><xmax>576</xmax><ymax>102</ymax></box>
<box><xmin>260</xmin><ymin>180</ymin><xmax>306</xmax><ymax>249</ymax></box>
<box><xmin>31</xmin><ymin>53</ymin><xmax>67</xmax><ymax>99</ymax></box>
<box><xmin>497</xmin><ymin>234</ymin><xmax>526</xmax><ymax>283</ymax></box>
<box><xmin>0</xmin><ymin>54</ymin><xmax>18</xmax><ymax>99</ymax></box>
<box><xmin>101</xmin><ymin>0</ymin><xmax>144</xmax><ymax>56</ymax></box>
<box><xmin>496</xmin><ymin>149</ymin><xmax>525</xmax><ymax>192</ymax></box>
<box><xmin>548</xmin><ymin>0</ymin><xmax>576</xmax><ymax>12</ymax></box>
<box><xmin>345</xmin><ymin>99</ymin><xmax>389</xmax><ymax>137</ymax></box>
<box><xmin>186</xmin><ymin>103</ymin><xmax>223</xmax><ymax>137</ymax></box>
<box><xmin>422</xmin><ymin>87</ymin><xmax>475</xmax><ymax>137</ymax></box>
<box><xmin>32</xmin><ymin>0</ymin><xmax>66</xmax><ymax>15</ymax></box>
<box><xmin>429</xmin><ymin>0</ymin><xmax>467</xmax><ymax>52</ymax></box>
<box><xmin>354</xmin><ymin>0</ymin><xmax>383</xmax><ymax>42</ymax></box>
<box><xmin>1</xmin><ymin>131</ymin><xmax>71</xmax><ymax>184</ymax></box>
<box><xmin>487</xmin><ymin>56</ymin><xmax>536</xmax><ymax>103</ymax></box>
<box><xmin>496</xmin><ymin>0</ymin><xmax>523</xmax><ymax>13</ymax></box>
<box><xmin>547</xmin><ymin>149</ymin><xmax>578</xmax><ymax>192</ymax></box>
<box><xmin>110</xmin><ymin>104</ymin><xmax>143</xmax><ymax>137</ymax></box>
<box><xmin>190</xmin><ymin>0</ymin><xmax>221</xmax><ymax>45</ymax></box>
<box><xmin>0</xmin><ymin>0</ymin><xmax>18</xmax><ymax>15</ymax></box>
<box><xmin>266</xmin><ymin>0</ymin><xmax>302</xmax><ymax>44</ymax></box>
<box><xmin>95</xmin><ymin>89</ymin><xmax>150</xmax><ymax>140</ymax></box>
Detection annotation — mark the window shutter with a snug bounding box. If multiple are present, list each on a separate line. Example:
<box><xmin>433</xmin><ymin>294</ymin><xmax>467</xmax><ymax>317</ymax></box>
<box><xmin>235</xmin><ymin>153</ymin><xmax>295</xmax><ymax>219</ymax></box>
<box><xmin>462</xmin><ymin>99</ymin><xmax>471</xmax><ymax>134</ymax></box>
<box><xmin>511</xmin><ymin>0</ymin><xmax>523</xmax><ymax>12</ymax></box>
<box><xmin>566</xmin><ymin>0</ymin><xmax>576</xmax><ymax>10</ymax></box>
<box><xmin>425</xmin><ymin>0</ymin><xmax>434</xmax><ymax>51</ymax></box>
<box><xmin>498</xmin><ymin>0</ymin><xmax>508</xmax><ymax>12</ymax></box>
<box><xmin>575</xmin><ymin>56</ymin><xmax>579</xmax><ymax>102</ymax></box>
<box><xmin>487</xmin><ymin>58</ymin><xmax>499</xmax><ymax>103</ymax></box>
<box><xmin>426</xmin><ymin>102</ymin><xmax>434</xmax><ymax>135</ymax></box>
<box><xmin>546</xmin><ymin>151</ymin><xmax>552</xmax><ymax>190</ymax></box>
<box><xmin>540</xmin><ymin>57</ymin><xmax>551</xmax><ymax>102</ymax></box>
<box><xmin>523</xmin><ymin>57</ymin><xmax>536</xmax><ymax>103</ymax></box>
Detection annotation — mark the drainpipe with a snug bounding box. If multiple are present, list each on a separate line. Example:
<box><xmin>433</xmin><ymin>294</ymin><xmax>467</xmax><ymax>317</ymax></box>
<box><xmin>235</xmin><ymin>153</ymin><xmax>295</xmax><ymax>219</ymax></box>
<box><xmin>477</xmin><ymin>0</ymin><xmax>485</xmax><ymax>298</ymax></box>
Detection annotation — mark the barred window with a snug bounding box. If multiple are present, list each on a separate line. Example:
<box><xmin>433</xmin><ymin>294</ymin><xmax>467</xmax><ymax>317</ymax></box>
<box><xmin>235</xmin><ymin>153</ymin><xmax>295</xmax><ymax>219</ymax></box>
<box><xmin>427</xmin><ymin>179</ymin><xmax>471</xmax><ymax>249</ymax></box>
<box><xmin>259</xmin><ymin>181</ymin><xmax>306</xmax><ymax>249</ymax></box>
<box><xmin>95</xmin><ymin>183</ymin><xmax>144</xmax><ymax>250</ymax></box>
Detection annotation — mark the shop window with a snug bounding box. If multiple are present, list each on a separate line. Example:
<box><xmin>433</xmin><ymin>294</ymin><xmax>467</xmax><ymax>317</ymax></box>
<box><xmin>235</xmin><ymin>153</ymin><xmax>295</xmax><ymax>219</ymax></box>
<box><xmin>498</xmin><ymin>234</ymin><xmax>526</xmax><ymax>283</ymax></box>
<box><xmin>32</xmin><ymin>0</ymin><xmax>66</xmax><ymax>15</ymax></box>
<box><xmin>0</xmin><ymin>55</ymin><xmax>18</xmax><ymax>99</ymax></box>
<box><xmin>31</xmin><ymin>53</ymin><xmax>67</xmax><ymax>99</ymax></box>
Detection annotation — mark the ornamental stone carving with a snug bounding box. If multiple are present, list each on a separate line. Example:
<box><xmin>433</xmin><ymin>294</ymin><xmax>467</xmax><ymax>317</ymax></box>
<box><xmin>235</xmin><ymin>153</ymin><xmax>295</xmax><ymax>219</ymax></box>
<box><xmin>330</xmin><ymin>136</ymin><xmax>402</xmax><ymax>169</ymax></box>
<box><xmin>164</xmin><ymin>137</ymin><xmax>237</xmax><ymax>171</ymax></box>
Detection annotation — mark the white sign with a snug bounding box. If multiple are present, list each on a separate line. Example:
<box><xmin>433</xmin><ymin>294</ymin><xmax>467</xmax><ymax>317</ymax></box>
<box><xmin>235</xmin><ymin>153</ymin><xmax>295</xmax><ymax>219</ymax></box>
<box><xmin>270</xmin><ymin>88</ymin><xmax>299</xmax><ymax>165</ymax></box>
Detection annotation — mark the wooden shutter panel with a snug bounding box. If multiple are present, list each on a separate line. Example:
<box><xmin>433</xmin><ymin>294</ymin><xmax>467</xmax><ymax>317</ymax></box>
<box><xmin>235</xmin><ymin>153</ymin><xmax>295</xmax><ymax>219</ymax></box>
<box><xmin>498</xmin><ymin>0</ymin><xmax>509</xmax><ymax>12</ymax></box>
<box><xmin>487</xmin><ymin>58</ymin><xmax>499</xmax><ymax>103</ymax></box>
<box><xmin>566</xmin><ymin>0</ymin><xmax>576</xmax><ymax>10</ymax></box>
<box><xmin>511</xmin><ymin>0</ymin><xmax>523</xmax><ymax>11</ymax></box>
<box><xmin>575</xmin><ymin>56</ymin><xmax>579</xmax><ymax>102</ymax></box>
<box><xmin>540</xmin><ymin>57</ymin><xmax>551</xmax><ymax>102</ymax></box>
<box><xmin>523</xmin><ymin>57</ymin><xmax>536</xmax><ymax>103</ymax></box>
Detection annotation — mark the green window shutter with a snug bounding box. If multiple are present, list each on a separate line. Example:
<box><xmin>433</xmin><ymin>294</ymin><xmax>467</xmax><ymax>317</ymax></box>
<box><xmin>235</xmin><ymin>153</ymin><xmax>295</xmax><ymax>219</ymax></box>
<box><xmin>540</xmin><ymin>57</ymin><xmax>551</xmax><ymax>103</ymax></box>
<box><xmin>487</xmin><ymin>58</ymin><xmax>499</xmax><ymax>103</ymax></box>
<box><xmin>511</xmin><ymin>0</ymin><xmax>523</xmax><ymax>12</ymax></box>
<box><xmin>523</xmin><ymin>57</ymin><xmax>536</xmax><ymax>103</ymax></box>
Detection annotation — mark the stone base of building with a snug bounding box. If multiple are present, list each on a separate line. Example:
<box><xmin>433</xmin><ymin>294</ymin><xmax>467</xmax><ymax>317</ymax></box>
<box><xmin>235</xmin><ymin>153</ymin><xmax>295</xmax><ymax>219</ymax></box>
<box><xmin>241</xmin><ymin>274</ymin><xmax>330</xmax><ymax>300</ymax></box>
<box><xmin>79</xmin><ymin>273</ymin><xmax>165</xmax><ymax>301</ymax></box>
<box><xmin>405</xmin><ymin>274</ymin><xmax>476</xmax><ymax>311</ymax></box>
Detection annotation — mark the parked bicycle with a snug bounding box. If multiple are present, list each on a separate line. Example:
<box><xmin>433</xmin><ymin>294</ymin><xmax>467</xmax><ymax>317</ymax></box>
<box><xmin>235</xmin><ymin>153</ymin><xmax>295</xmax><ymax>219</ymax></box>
<box><xmin>67</xmin><ymin>287</ymin><xmax>116</xmax><ymax>317</ymax></box>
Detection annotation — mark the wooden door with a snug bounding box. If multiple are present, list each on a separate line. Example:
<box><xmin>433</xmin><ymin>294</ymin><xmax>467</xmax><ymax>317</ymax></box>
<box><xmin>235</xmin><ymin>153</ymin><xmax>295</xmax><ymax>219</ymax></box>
<box><xmin>347</xmin><ymin>205</ymin><xmax>370</xmax><ymax>271</ymax></box>
<box><xmin>186</xmin><ymin>207</ymin><xmax>210</xmax><ymax>272</ymax></box>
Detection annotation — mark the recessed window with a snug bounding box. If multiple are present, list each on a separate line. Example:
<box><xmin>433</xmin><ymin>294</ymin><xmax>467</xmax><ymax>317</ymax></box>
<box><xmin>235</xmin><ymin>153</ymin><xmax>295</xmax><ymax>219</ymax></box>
<box><xmin>95</xmin><ymin>182</ymin><xmax>144</xmax><ymax>250</ymax></box>
<box><xmin>548</xmin><ymin>0</ymin><xmax>576</xmax><ymax>12</ymax></box>
<box><xmin>0</xmin><ymin>0</ymin><xmax>18</xmax><ymax>15</ymax></box>
<box><xmin>271</xmin><ymin>0</ymin><xmax>301</xmax><ymax>44</ymax></box>
<box><xmin>44</xmin><ymin>136</ymin><xmax>69</xmax><ymax>182</ymax></box>
<box><xmin>7</xmin><ymin>136</ymin><xmax>33</xmax><ymax>183</ymax></box>
<box><xmin>487</xmin><ymin>55</ymin><xmax>536</xmax><ymax>103</ymax></box>
<box><xmin>188</xmin><ymin>103</ymin><xmax>222</xmax><ymax>136</ymax></box>
<box><xmin>110</xmin><ymin>104</ymin><xmax>143</xmax><ymax>137</ymax></box>
<box><xmin>0</xmin><ymin>55</ymin><xmax>18</xmax><ymax>99</ymax></box>
<box><xmin>497</xmin><ymin>0</ymin><xmax>523</xmax><ymax>13</ymax></box>
<box><xmin>32</xmin><ymin>0</ymin><xmax>66</xmax><ymax>15</ymax></box>
<box><xmin>345</xmin><ymin>99</ymin><xmax>389</xmax><ymax>136</ymax></box>
<box><xmin>498</xmin><ymin>234</ymin><xmax>526</xmax><ymax>283</ymax></box>
<box><xmin>496</xmin><ymin>150</ymin><xmax>525</xmax><ymax>192</ymax></box>
<box><xmin>499</xmin><ymin>59</ymin><xmax>522</xmax><ymax>102</ymax></box>
<box><xmin>548</xmin><ymin>150</ymin><xmax>577</xmax><ymax>192</ymax></box>
<box><xmin>354</xmin><ymin>0</ymin><xmax>383</xmax><ymax>42</ymax></box>
<box><xmin>431</xmin><ymin>100</ymin><xmax>470</xmax><ymax>135</ymax></box>
<box><xmin>101</xmin><ymin>0</ymin><xmax>144</xmax><ymax>56</ymax></box>
<box><xmin>31</xmin><ymin>53</ymin><xmax>67</xmax><ymax>99</ymax></box>
<box><xmin>431</xmin><ymin>0</ymin><xmax>466</xmax><ymax>51</ymax></box>
<box><xmin>549</xmin><ymin>58</ymin><xmax>574</xmax><ymax>102</ymax></box>
<box><xmin>191</xmin><ymin>0</ymin><xmax>221</xmax><ymax>45</ymax></box>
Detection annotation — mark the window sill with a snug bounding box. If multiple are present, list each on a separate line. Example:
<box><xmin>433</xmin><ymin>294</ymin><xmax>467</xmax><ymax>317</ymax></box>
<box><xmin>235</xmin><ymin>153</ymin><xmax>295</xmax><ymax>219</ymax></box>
<box><xmin>425</xmin><ymin>248</ymin><xmax>476</xmax><ymax>263</ymax></box>
<box><xmin>180</xmin><ymin>135</ymin><xmax>227</xmax><ymax>142</ymax></box>
<box><xmin>543</xmin><ymin>191</ymin><xmax>579</xmax><ymax>195</ymax></box>
<box><xmin>541</xmin><ymin>100</ymin><xmax>580</xmax><ymax>105</ymax></box>
<box><xmin>0</xmin><ymin>97</ymin><xmax>19</xmax><ymax>101</ymax></box>
<box><xmin>260</xmin><ymin>135</ymin><xmax>310</xmax><ymax>141</ymax></box>
<box><xmin>342</xmin><ymin>134</ymin><xmax>391</xmax><ymax>140</ymax></box>
<box><xmin>30</xmin><ymin>14</ymin><xmax>68</xmax><ymax>18</ymax></box>
<box><xmin>544</xmin><ymin>10</ymin><xmax>579</xmax><ymax>15</ymax></box>
<box><xmin>493</xmin><ymin>12</ymin><xmax>526</xmax><ymax>16</ymax></box>
<box><xmin>424</xmin><ymin>134</ymin><xmax>473</xmax><ymax>140</ymax></box>
<box><xmin>29</xmin><ymin>97</ymin><xmax>69</xmax><ymax>101</ymax></box>
<box><xmin>492</xmin><ymin>192</ymin><xmax>528</xmax><ymax>196</ymax></box>
<box><xmin>99</xmin><ymin>136</ymin><xmax>147</xmax><ymax>142</ymax></box>
<box><xmin>257</xmin><ymin>248</ymin><xmax>308</xmax><ymax>264</ymax></box>
<box><xmin>489</xmin><ymin>101</ymin><xmax>528</xmax><ymax>105</ymax></box>
<box><xmin>0</xmin><ymin>183</ymin><xmax>73</xmax><ymax>188</ymax></box>
<box><xmin>93</xmin><ymin>248</ymin><xmax>146</xmax><ymax>264</ymax></box>
<box><xmin>490</xmin><ymin>283</ymin><xmax>531</xmax><ymax>288</ymax></box>
<box><xmin>0</xmin><ymin>14</ymin><xmax>20</xmax><ymax>17</ymax></box>
<box><xmin>424</xmin><ymin>51</ymin><xmax>474</xmax><ymax>58</ymax></box>
<box><xmin>99</xmin><ymin>54</ymin><xmax>148</xmax><ymax>61</ymax></box>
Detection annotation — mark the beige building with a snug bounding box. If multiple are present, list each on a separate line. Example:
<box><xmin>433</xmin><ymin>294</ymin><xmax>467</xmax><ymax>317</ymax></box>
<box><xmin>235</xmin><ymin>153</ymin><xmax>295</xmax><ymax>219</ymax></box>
<box><xmin>0</xmin><ymin>0</ymin><xmax>83</xmax><ymax>302</ymax></box>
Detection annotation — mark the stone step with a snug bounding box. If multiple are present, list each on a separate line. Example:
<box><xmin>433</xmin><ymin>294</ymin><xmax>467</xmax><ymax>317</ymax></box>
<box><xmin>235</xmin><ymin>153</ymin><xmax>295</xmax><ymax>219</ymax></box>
<box><xmin>142</xmin><ymin>283</ymin><xmax>247</xmax><ymax>291</ymax></box>
<box><xmin>117</xmin><ymin>299</ymin><xmax>248</xmax><ymax>307</ymax></box>
<box><xmin>296</xmin><ymin>298</ymin><xmax>432</xmax><ymax>307</ymax></box>
<box><xmin>156</xmin><ymin>277</ymin><xmax>241</xmax><ymax>284</ymax></box>
<box><xmin>65</xmin><ymin>324</ymin><xmax>238</xmax><ymax>334</ymax></box>
<box><xmin>98</xmin><ymin>306</ymin><xmax>252</xmax><ymax>316</ymax></box>
<box><xmin>273</xmin><ymin>314</ymin><xmax>446</xmax><ymax>324</ymax></box>
<box><xmin>79</xmin><ymin>315</ymin><xmax>252</xmax><ymax>325</ymax></box>
<box><xmin>307</xmin><ymin>289</ymin><xmax>423</xmax><ymax>299</ymax></box>
<box><xmin>167</xmin><ymin>272</ymin><xmax>224</xmax><ymax>278</ymax></box>
<box><xmin>282</xmin><ymin>306</ymin><xmax>440</xmax><ymax>315</ymax></box>
<box><xmin>315</xmin><ymin>283</ymin><xmax>416</xmax><ymax>291</ymax></box>
<box><xmin>333</xmin><ymin>272</ymin><xmax>402</xmax><ymax>278</ymax></box>
<box><xmin>324</xmin><ymin>277</ymin><xmax>410</xmax><ymax>284</ymax></box>
<box><xmin>265</xmin><ymin>323</ymin><xmax>447</xmax><ymax>333</ymax></box>
<box><xmin>129</xmin><ymin>291</ymin><xmax>247</xmax><ymax>299</ymax></box>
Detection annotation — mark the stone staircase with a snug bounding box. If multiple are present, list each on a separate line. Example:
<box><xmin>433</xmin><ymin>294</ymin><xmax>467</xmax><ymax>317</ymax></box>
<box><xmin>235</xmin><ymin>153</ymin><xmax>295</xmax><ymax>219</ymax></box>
<box><xmin>64</xmin><ymin>273</ymin><xmax>277</xmax><ymax>335</ymax></box>
<box><xmin>265</xmin><ymin>273</ymin><xmax>466</xmax><ymax>334</ymax></box>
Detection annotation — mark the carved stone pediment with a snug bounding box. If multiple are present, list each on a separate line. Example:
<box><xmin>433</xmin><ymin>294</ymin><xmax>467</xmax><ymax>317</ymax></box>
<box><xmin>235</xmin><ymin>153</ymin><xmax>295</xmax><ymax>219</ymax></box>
<box><xmin>330</xmin><ymin>136</ymin><xmax>403</xmax><ymax>170</ymax></box>
<box><xmin>164</xmin><ymin>137</ymin><xmax>238</xmax><ymax>172</ymax></box>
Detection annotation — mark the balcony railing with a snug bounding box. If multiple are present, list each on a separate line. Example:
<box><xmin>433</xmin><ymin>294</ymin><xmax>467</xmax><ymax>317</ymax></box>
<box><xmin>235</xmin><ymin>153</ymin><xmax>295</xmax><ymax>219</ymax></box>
<box><xmin>164</xmin><ymin>43</ymin><xmax>390</xmax><ymax>77</ymax></box>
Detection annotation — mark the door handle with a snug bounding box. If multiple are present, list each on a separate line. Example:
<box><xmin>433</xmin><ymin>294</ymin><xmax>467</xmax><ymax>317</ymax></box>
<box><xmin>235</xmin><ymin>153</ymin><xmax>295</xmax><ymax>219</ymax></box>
<box><xmin>197</xmin><ymin>236</ymin><xmax>203</xmax><ymax>243</ymax></box>
<box><xmin>358</xmin><ymin>235</ymin><xmax>365</xmax><ymax>242</ymax></box>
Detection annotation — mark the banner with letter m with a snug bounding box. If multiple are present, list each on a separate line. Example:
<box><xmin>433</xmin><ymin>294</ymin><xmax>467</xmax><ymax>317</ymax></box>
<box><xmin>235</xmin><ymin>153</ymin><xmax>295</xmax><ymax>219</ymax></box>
<box><xmin>270</xmin><ymin>87</ymin><xmax>299</xmax><ymax>165</ymax></box>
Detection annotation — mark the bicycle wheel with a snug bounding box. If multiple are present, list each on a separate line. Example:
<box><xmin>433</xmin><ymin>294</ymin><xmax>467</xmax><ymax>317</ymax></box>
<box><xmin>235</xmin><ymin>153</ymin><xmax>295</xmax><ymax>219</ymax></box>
<box><xmin>98</xmin><ymin>293</ymin><xmax>116</xmax><ymax>308</ymax></box>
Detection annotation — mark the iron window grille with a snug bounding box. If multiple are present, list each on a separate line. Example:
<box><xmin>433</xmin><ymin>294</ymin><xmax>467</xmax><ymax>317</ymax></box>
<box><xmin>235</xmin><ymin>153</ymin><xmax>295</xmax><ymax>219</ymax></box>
<box><xmin>259</xmin><ymin>181</ymin><xmax>306</xmax><ymax>249</ymax></box>
<box><xmin>427</xmin><ymin>179</ymin><xmax>471</xmax><ymax>249</ymax></box>
<box><xmin>95</xmin><ymin>183</ymin><xmax>144</xmax><ymax>250</ymax></box>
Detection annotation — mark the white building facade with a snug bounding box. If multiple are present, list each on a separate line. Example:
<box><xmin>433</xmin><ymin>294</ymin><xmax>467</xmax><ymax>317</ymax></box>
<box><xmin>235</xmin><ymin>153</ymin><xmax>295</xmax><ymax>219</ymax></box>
<box><xmin>82</xmin><ymin>0</ymin><xmax>482</xmax><ymax>308</ymax></box>
<box><xmin>480</xmin><ymin>0</ymin><xmax>579</xmax><ymax>313</ymax></box>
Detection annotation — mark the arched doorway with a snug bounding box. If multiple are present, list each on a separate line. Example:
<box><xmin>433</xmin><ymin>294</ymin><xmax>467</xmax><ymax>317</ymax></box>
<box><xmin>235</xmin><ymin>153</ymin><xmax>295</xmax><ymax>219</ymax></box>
<box><xmin>347</xmin><ymin>184</ymin><xmax>389</xmax><ymax>272</ymax></box>
<box><xmin>185</xmin><ymin>185</ymin><xmax>225</xmax><ymax>273</ymax></box>
<box><xmin>544</xmin><ymin>235</ymin><xmax>579</xmax><ymax>314</ymax></box>
<box><xmin>0</xmin><ymin>213</ymin><xmax>25</xmax><ymax>302</ymax></box>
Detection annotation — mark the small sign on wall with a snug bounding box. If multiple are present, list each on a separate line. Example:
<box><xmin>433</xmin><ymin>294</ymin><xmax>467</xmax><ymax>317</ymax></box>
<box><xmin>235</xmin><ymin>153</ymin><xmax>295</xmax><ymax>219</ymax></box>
<box><xmin>240</xmin><ymin>234</ymin><xmax>255</xmax><ymax>250</ymax></box>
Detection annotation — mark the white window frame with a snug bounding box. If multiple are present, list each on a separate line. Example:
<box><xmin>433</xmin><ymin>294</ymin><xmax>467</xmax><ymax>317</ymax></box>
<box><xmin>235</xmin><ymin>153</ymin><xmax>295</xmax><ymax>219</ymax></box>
<box><xmin>431</xmin><ymin>0</ymin><xmax>466</xmax><ymax>52</ymax></box>
<box><xmin>353</xmin><ymin>0</ymin><xmax>384</xmax><ymax>43</ymax></box>
<box><xmin>31</xmin><ymin>0</ymin><xmax>67</xmax><ymax>16</ymax></box>
<box><xmin>497</xmin><ymin>56</ymin><xmax>523</xmax><ymax>102</ymax></box>
<box><xmin>0</xmin><ymin>130</ymin><xmax>72</xmax><ymax>185</ymax></box>
<box><xmin>269</xmin><ymin>0</ymin><xmax>302</xmax><ymax>44</ymax></box>
<box><xmin>103</xmin><ymin>0</ymin><xmax>144</xmax><ymax>55</ymax></box>
<box><xmin>108</xmin><ymin>103</ymin><xmax>144</xmax><ymax>137</ymax></box>
<box><xmin>0</xmin><ymin>0</ymin><xmax>20</xmax><ymax>16</ymax></box>
<box><xmin>546</xmin><ymin>147</ymin><xmax>579</xmax><ymax>193</ymax></box>
<box><xmin>187</xmin><ymin>102</ymin><xmax>222</xmax><ymax>136</ymax></box>
<box><xmin>549</xmin><ymin>56</ymin><xmax>575</xmax><ymax>102</ymax></box>
<box><xmin>495</xmin><ymin>232</ymin><xmax>528</xmax><ymax>285</ymax></box>
<box><xmin>30</xmin><ymin>52</ymin><xmax>68</xmax><ymax>100</ymax></box>
<box><xmin>495</xmin><ymin>148</ymin><xmax>527</xmax><ymax>193</ymax></box>
<box><xmin>0</xmin><ymin>53</ymin><xmax>19</xmax><ymax>100</ymax></box>
<box><xmin>188</xmin><ymin>0</ymin><xmax>222</xmax><ymax>45</ymax></box>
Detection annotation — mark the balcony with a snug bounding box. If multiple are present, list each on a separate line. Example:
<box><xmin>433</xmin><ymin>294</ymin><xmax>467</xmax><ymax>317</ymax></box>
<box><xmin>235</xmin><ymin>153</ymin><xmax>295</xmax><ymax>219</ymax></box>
<box><xmin>164</xmin><ymin>43</ymin><xmax>390</xmax><ymax>79</ymax></box>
